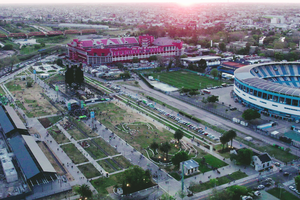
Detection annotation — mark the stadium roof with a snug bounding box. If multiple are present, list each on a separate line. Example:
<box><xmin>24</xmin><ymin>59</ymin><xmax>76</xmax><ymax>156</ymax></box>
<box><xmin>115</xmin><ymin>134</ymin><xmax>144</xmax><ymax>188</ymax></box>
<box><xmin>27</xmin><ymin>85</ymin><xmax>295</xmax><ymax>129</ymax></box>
<box><xmin>234</xmin><ymin>62</ymin><xmax>300</xmax><ymax>97</ymax></box>
<box><xmin>181</xmin><ymin>56</ymin><xmax>221</xmax><ymax>62</ymax></box>
<box><xmin>4</xmin><ymin>106</ymin><xmax>26</xmax><ymax>130</ymax></box>
<box><xmin>0</xmin><ymin>106</ymin><xmax>14</xmax><ymax>135</ymax></box>
<box><xmin>22</xmin><ymin>135</ymin><xmax>56</xmax><ymax>173</ymax></box>
<box><xmin>222</xmin><ymin>62</ymin><xmax>246</xmax><ymax>68</ymax></box>
<box><xmin>9</xmin><ymin>136</ymin><xmax>40</xmax><ymax>179</ymax></box>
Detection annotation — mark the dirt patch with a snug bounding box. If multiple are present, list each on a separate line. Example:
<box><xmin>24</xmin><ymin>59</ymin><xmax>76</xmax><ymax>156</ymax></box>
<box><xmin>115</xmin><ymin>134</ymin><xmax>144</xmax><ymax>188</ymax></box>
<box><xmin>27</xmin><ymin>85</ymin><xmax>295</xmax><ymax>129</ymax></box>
<box><xmin>8</xmin><ymin>79</ymin><xmax>58</xmax><ymax>117</ymax></box>
<box><xmin>114</xmin><ymin>101</ymin><xmax>164</xmax><ymax>132</ymax></box>
<box><xmin>38</xmin><ymin>118</ymin><xmax>52</xmax><ymax>128</ymax></box>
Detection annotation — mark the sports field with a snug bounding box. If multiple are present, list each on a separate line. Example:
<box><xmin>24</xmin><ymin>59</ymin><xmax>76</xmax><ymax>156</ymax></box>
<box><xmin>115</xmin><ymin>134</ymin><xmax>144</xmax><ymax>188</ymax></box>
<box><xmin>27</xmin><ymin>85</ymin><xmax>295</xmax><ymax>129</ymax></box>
<box><xmin>149</xmin><ymin>71</ymin><xmax>224</xmax><ymax>89</ymax></box>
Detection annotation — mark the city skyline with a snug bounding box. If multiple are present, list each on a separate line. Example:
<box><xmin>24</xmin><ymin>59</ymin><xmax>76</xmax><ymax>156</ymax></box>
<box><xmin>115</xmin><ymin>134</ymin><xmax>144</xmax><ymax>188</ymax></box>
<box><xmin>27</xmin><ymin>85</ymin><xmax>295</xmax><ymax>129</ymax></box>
<box><xmin>1</xmin><ymin>0</ymin><xmax>300</xmax><ymax>4</ymax></box>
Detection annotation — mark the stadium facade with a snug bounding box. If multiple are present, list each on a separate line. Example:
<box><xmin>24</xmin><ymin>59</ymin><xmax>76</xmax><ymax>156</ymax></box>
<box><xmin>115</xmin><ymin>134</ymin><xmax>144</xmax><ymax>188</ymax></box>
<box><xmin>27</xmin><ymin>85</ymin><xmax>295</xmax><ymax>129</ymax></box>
<box><xmin>234</xmin><ymin>62</ymin><xmax>300</xmax><ymax>121</ymax></box>
<box><xmin>67</xmin><ymin>35</ymin><xmax>183</xmax><ymax>65</ymax></box>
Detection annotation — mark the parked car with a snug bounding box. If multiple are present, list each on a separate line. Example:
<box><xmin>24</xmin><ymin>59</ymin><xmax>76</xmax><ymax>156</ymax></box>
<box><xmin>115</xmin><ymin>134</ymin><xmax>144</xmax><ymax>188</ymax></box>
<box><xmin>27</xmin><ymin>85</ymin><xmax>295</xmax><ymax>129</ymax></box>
<box><xmin>289</xmin><ymin>186</ymin><xmax>296</xmax><ymax>191</ymax></box>
<box><xmin>284</xmin><ymin>172</ymin><xmax>290</xmax><ymax>176</ymax></box>
<box><xmin>274</xmin><ymin>162</ymin><xmax>280</xmax><ymax>167</ymax></box>
<box><xmin>257</xmin><ymin>185</ymin><xmax>265</xmax><ymax>190</ymax></box>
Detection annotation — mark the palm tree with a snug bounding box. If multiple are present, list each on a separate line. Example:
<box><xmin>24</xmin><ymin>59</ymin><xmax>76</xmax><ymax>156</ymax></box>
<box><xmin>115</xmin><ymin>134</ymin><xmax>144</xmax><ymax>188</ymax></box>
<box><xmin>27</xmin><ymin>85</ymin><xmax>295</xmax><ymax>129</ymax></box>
<box><xmin>220</xmin><ymin>134</ymin><xmax>229</xmax><ymax>151</ymax></box>
<box><xmin>75</xmin><ymin>184</ymin><xmax>93</xmax><ymax>199</ymax></box>
<box><xmin>226</xmin><ymin>130</ymin><xmax>237</xmax><ymax>148</ymax></box>
<box><xmin>150</xmin><ymin>141</ymin><xmax>159</xmax><ymax>155</ymax></box>
<box><xmin>160</xmin><ymin>142</ymin><xmax>171</xmax><ymax>161</ymax></box>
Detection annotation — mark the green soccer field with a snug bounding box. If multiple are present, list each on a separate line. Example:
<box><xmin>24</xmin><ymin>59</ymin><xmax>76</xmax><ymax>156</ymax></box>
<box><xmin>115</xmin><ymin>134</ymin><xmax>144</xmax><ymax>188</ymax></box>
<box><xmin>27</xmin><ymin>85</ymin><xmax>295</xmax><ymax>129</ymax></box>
<box><xmin>149</xmin><ymin>71</ymin><xmax>224</xmax><ymax>90</ymax></box>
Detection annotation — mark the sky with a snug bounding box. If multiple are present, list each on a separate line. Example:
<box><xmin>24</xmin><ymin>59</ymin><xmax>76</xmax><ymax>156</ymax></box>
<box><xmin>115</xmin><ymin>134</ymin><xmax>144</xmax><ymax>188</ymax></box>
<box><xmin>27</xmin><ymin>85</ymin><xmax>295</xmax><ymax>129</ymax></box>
<box><xmin>1</xmin><ymin>0</ymin><xmax>300</xmax><ymax>4</ymax></box>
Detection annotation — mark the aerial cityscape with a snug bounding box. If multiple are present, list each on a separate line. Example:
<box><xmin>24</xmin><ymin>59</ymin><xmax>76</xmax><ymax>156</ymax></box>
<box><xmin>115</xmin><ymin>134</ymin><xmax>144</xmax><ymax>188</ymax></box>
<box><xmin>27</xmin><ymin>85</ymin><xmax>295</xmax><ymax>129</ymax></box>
<box><xmin>1</xmin><ymin>2</ymin><xmax>300</xmax><ymax>200</ymax></box>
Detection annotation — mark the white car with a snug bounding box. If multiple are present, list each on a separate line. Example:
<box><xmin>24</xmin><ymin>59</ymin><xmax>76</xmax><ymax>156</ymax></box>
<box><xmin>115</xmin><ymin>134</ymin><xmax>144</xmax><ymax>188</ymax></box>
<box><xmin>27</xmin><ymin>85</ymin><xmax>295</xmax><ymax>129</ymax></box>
<box><xmin>257</xmin><ymin>185</ymin><xmax>265</xmax><ymax>190</ymax></box>
<box><xmin>289</xmin><ymin>186</ymin><xmax>296</xmax><ymax>191</ymax></box>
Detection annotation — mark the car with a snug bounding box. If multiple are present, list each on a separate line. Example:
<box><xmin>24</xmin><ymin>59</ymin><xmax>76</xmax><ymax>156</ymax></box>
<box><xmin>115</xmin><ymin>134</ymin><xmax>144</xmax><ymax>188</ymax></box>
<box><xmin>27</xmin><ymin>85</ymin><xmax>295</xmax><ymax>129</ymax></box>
<box><xmin>204</xmin><ymin>132</ymin><xmax>209</xmax><ymax>136</ymax></box>
<box><xmin>257</xmin><ymin>185</ymin><xmax>265</xmax><ymax>190</ymax></box>
<box><xmin>265</xmin><ymin>178</ymin><xmax>273</xmax><ymax>182</ymax></box>
<box><xmin>279</xmin><ymin>168</ymin><xmax>283</xmax><ymax>172</ymax></box>
<box><xmin>229</xmin><ymin>106</ymin><xmax>237</xmax><ymax>110</ymax></box>
<box><xmin>274</xmin><ymin>162</ymin><xmax>280</xmax><ymax>167</ymax></box>
<box><xmin>295</xmin><ymin>190</ymin><xmax>300</xmax><ymax>195</ymax></box>
<box><xmin>289</xmin><ymin>186</ymin><xmax>296</xmax><ymax>191</ymax></box>
<box><xmin>254</xmin><ymin>191</ymin><xmax>261</xmax><ymax>196</ymax></box>
<box><xmin>284</xmin><ymin>172</ymin><xmax>290</xmax><ymax>176</ymax></box>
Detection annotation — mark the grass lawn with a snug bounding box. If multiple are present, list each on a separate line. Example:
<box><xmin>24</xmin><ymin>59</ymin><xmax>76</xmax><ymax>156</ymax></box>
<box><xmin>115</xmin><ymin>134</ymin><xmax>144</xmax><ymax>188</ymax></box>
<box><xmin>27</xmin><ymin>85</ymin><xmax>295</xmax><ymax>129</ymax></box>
<box><xmin>93</xmin><ymin>138</ymin><xmax>119</xmax><ymax>156</ymax></box>
<box><xmin>61</xmin><ymin>143</ymin><xmax>88</xmax><ymax>164</ymax></box>
<box><xmin>190</xmin><ymin>171</ymin><xmax>247</xmax><ymax>193</ymax></box>
<box><xmin>97</xmin><ymin>159</ymin><xmax>120</xmax><ymax>173</ymax></box>
<box><xmin>88</xmin><ymin>101</ymin><xmax>174</xmax><ymax>151</ymax></box>
<box><xmin>235</xmin><ymin>136</ymin><xmax>298</xmax><ymax>163</ymax></box>
<box><xmin>83</xmin><ymin>140</ymin><xmax>107</xmax><ymax>159</ymax></box>
<box><xmin>267</xmin><ymin>188</ymin><xmax>299</xmax><ymax>200</ymax></box>
<box><xmin>70</xmin><ymin>117</ymin><xmax>98</xmax><ymax>137</ymax></box>
<box><xmin>113</xmin><ymin>156</ymin><xmax>132</xmax><ymax>169</ymax></box>
<box><xmin>0</xmin><ymin>86</ymin><xmax>4</xmax><ymax>95</ymax></box>
<box><xmin>77</xmin><ymin>163</ymin><xmax>101</xmax><ymax>179</ymax></box>
<box><xmin>148</xmin><ymin>71</ymin><xmax>224</xmax><ymax>90</ymax></box>
<box><xmin>91</xmin><ymin>173</ymin><xmax>123</xmax><ymax>195</ymax></box>
<box><xmin>45</xmin><ymin>74</ymin><xmax>65</xmax><ymax>84</ymax></box>
<box><xmin>68</xmin><ymin>126</ymin><xmax>86</xmax><ymax>140</ymax></box>
<box><xmin>5</xmin><ymin>81</ymin><xmax>22</xmax><ymax>91</ymax></box>
<box><xmin>48</xmin><ymin>125</ymin><xmax>70</xmax><ymax>144</ymax></box>
<box><xmin>169</xmin><ymin>172</ymin><xmax>181</xmax><ymax>181</ymax></box>
<box><xmin>204</xmin><ymin>154</ymin><xmax>228</xmax><ymax>168</ymax></box>
<box><xmin>229</xmin><ymin>171</ymin><xmax>248</xmax><ymax>180</ymax></box>
<box><xmin>214</xmin><ymin>144</ymin><xmax>231</xmax><ymax>158</ymax></box>
<box><xmin>47</xmin><ymin>116</ymin><xmax>63</xmax><ymax>125</ymax></box>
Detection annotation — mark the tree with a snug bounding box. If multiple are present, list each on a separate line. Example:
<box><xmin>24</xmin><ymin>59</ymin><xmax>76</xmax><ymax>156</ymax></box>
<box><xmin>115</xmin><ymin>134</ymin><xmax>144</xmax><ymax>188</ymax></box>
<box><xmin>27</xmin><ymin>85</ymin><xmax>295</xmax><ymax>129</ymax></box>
<box><xmin>226</xmin><ymin>130</ymin><xmax>237</xmax><ymax>148</ymax></box>
<box><xmin>226</xmin><ymin>185</ymin><xmax>248</xmax><ymax>200</ymax></box>
<box><xmin>75</xmin><ymin>184</ymin><xmax>93</xmax><ymax>199</ymax></box>
<box><xmin>115</xmin><ymin>62</ymin><xmax>124</xmax><ymax>70</ymax></box>
<box><xmin>160</xmin><ymin>142</ymin><xmax>171</xmax><ymax>161</ymax></box>
<box><xmin>210</xmin><ymin>188</ymin><xmax>233</xmax><ymax>200</ymax></box>
<box><xmin>171</xmin><ymin>151</ymin><xmax>189</xmax><ymax>168</ymax></box>
<box><xmin>160</xmin><ymin>193</ymin><xmax>176</xmax><ymax>200</ymax></box>
<box><xmin>148</xmin><ymin>55</ymin><xmax>157</xmax><ymax>61</ymax></box>
<box><xmin>3</xmin><ymin>44</ymin><xmax>13</xmax><ymax>50</ymax></box>
<box><xmin>236</xmin><ymin>148</ymin><xmax>253</xmax><ymax>165</ymax></box>
<box><xmin>210</xmin><ymin>68</ymin><xmax>218</xmax><ymax>78</ymax></box>
<box><xmin>295</xmin><ymin>176</ymin><xmax>300</xmax><ymax>192</ymax></box>
<box><xmin>242</xmin><ymin>109</ymin><xmax>261</xmax><ymax>121</ymax></box>
<box><xmin>197</xmin><ymin>59</ymin><xmax>207</xmax><ymax>72</ymax></box>
<box><xmin>7</xmin><ymin>55</ymin><xmax>19</xmax><ymax>72</ymax></box>
<box><xmin>132</xmin><ymin>57</ymin><xmax>139</xmax><ymax>63</ymax></box>
<box><xmin>34</xmin><ymin>44</ymin><xmax>42</xmax><ymax>49</ymax></box>
<box><xmin>219</xmin><ymin>42</ymin><xmax>226</xmax><ymax>52</ymax></box>
<box><xmin>174</xmin><ymin>129</ymin><xmax>184</xmax><ymax>147</ymax></box>
<box><xmin>220</xmin><ymin>133</ymin><xmax>230</xmax><ymax>151</ymax></box>
<box><xmin>180</xmin><ymin>54</ymin><xmax>188</xmax><ymax>58</ymax></box>
<box><xmin>207</xmin><ymin>95</ymin><xmax>219</xmax><ymax>103</ymax></box>
<box><xmin>150</xmin><ymin>141</ymin><xmax>159</xmax><ymax>155</ymax></box>
<box><xmin>56</xmin><ymin>58</ymin><xmax>63</xmax><ymax>66</ymax></box>
<box><xmin>40</xmin><ymin>42</ymin><xmax>45</xmax><ymax>47</ymax></box>
<box><xmin>120</xmin><ymin>166</ymin><xmax>151</xmax><ymax>193</ymax></box>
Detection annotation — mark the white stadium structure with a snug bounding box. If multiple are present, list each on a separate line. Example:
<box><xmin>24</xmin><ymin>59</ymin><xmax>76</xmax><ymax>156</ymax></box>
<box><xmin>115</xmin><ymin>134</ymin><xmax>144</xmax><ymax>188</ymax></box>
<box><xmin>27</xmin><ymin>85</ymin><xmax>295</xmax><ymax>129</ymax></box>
<box><xmin>234</xmin><ymin>62</ymin><xmax>300</xmax><ymax>122</ymax></box>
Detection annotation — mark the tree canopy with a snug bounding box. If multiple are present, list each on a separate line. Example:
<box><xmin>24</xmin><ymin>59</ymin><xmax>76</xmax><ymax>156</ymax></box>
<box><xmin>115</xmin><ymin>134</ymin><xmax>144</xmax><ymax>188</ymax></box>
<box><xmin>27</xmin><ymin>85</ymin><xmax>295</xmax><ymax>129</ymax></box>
<box><xmin>242</xmin><ymin>109</ymin><xmax>261</xmax><ymax>121</ymax></box>
<box><xmin>150</xmin><ymin>141</ymin><xmax>159</xmax><ymax>155</ymax></box>
<box><xmin>171</xmin><ymin>151</ymin><xmax>189</xmax><ymax>168</ymax></box>
<box><xmin>75</xmin><ymin>184</ymin><xmax>93</xmax><ymax>199</ymax></box>
<box><xmin>295</xmin><ymin>175</ymin><xmax>300</xmax><ymax>192</ymax></box>
<box><xmin>233</xmin><ymin>148</ymin><xmax>253</xmax><ymax>165</ymax></box>
<box><xmin>160</xmin><ymin>142</ymin><xmax>171</xmax><ymax>161</ymax></box>
<box><xmin>121</xmin><ymin>166</ymin><xmax>152</xmax><ymax>193</ymax></box>
<box><xmin>210</xmin><ymin>68</ymin><xmax>219</xmax><ymax>78</ymax></box>
<box><xmin>207</xmin><ymin>95</ymin><xmax>219</xmax><ymax>103</ymax></box>
<box><xmin>174</xmin><ymin>129</ymin><xmax>184</xmax><ymax>145</ymax></box>
<box><xmin>226</xmin><ymin>130</ymin><xmax>237</xmax><ymax>147</ymax></box>
<box><xmin>226</xmin><ymin>185</ymin><xmax>248</xmax><ymax>200</ymax></box>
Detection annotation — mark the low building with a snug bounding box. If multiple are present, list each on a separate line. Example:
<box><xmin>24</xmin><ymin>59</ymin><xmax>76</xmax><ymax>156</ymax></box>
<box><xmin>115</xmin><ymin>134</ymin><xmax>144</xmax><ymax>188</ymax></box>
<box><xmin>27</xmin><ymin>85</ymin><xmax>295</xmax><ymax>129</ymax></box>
<box><xmin>251</xmin><ymin>153</ymin><xmax>272</xmax><ymax>171</ymax></box>
<box><xmin>180</xmin><ymin>159</ymin><xmax>199</xmax><ymax>175</ymax></box>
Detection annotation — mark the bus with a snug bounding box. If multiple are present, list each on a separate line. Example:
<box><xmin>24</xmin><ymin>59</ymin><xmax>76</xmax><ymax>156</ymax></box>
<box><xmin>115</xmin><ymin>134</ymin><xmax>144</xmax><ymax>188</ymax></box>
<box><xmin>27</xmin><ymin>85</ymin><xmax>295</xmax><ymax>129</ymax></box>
<box><xmin>202</xmin><ymin>89</ymin><xmax>211</xmax><ymax>94</ymax></box>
